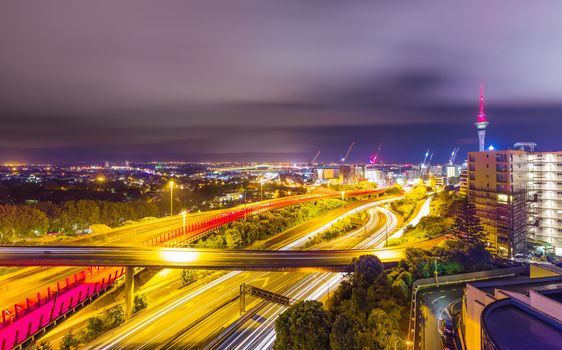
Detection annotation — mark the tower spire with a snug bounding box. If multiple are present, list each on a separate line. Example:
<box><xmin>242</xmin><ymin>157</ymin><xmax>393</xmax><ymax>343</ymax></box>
<box><xmin>475</xmin><ymin>83</ymin><xmax>489</xmax><ymax>152</ymax></box>
<box><xmin>477</xmin><ymin>83</ymin><xmax>487</xmax><ymax>123</ymax></box>
<box><xmin>479</xmin><ymin>83</ymin><xmax>484</xmax><ymax>114</ymax></box>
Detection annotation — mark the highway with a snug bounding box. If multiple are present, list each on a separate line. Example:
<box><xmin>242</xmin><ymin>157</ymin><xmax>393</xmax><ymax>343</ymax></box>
<box><xmin>0</xmin><ymin>189</ymin><xmax>385</xmax><ymax>342</ymax></box>
<box><xmin>0</xmin><ymin>189</ymin><xmax>384</xmax><ymax>315</ymax></box>
<box><xmin>377</xmin><ymin>195</ymin><xmax>432</xmax><ymax>247</ymax></box>
<box><xmin>84</xmin><ymin>198</ymin><xmax>397</xmax><ymax>349</ymax></box>
<box><xmin>165</xmin><ymin>204</ymin><xmax>398</xmax><ymax>349</ymax></box>
<box><xmin>207</xmin><ymin>207</ymin><xmax>399</xmax><ymax>350</ymax></box>
<box><xmin>209</xmin><ymin>196</ymin><xmax>435</xmax><ymax>350</ymax></box>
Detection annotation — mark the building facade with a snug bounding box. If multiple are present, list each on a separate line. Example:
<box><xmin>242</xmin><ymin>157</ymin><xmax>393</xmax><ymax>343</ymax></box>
<box><xmin>467</xmin><ymin>150</ymin><xmax>529</xmax><ymax>257</ymax></box>
<box><xmin>528</xmin><ymin>152</ymin><xmax>562</xmax><ymax>255</ymax></box>
<box><xmin>467</xmin><ymin>150</ymin><xmax>562</xmax><ymax>257</ymax></box>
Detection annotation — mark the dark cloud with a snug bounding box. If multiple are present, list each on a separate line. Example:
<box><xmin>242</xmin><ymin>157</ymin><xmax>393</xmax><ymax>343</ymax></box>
<box><xmin>0</xmin><ymin>1</ymin><xmax>561</xmax><ymax>163</ymax></box>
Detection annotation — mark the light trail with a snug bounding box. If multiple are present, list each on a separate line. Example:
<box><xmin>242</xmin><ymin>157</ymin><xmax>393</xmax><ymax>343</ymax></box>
<box><xmin>86</xmin><ymin>197</ymin><xmax>393</xmax><ymax>349</ymax></box>
<box><xmin>379</xmin><ymin>196</ymin><xmax>432</xmax><ymax>246</ymax></box>
<box><xmin>212</xmin><ymin>195</ymin><xmax>442</xmax><ymax>350</ymax></box>
<box><xmin>281</xmin><ymin>197</ymin><xmax>398</xmax><ymax>250</ymax></box>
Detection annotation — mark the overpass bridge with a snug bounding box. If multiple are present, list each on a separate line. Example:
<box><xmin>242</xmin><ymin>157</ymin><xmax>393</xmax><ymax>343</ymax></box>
<box><xmin>0</xmin><ymin>237</ymin><xmax>444</xmax><ymax>271</ymax></box>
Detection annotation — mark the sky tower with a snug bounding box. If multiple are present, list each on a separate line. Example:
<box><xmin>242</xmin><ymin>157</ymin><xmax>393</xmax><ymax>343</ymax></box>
<box><xmin>475</xmin><ymin>84</ymin><xmax>489</xmax><ymax>151</ymax></box>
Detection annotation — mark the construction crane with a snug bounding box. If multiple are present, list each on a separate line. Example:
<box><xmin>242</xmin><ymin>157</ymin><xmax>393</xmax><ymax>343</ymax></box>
<box><xmin>426</xmin><ymin>151</ymin><xmax>434</xmax><ymax>169</ymax></box>
<box><xmin>448</xmin><ymin>147</ymin><xmax>460</xmax><ymax>165</ymax></box>
<box><xmin>369</xmin><ymin>144</ymin><xmax>382</xmax><ymax>164</ymax></box>
<box><xmin>311</xmin><ymin>150</ymin><xmax>321</xmax><ymax>164</ymax></box>
<box><xmin>341</xmin><ymin>142</ymin><xmax>356</xmax><ymax>163</ymax></box>
<box><xmin>421</xmin><ymin>149</ymin><xmax>431</xmax><ymax>169</ymax></box>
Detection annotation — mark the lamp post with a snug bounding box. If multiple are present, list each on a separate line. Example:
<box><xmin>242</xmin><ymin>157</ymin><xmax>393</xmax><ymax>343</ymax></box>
<box><xmin>341</xmin><ymin>191</ymin><xmax>345</xmax><ymax>206</ymax></box>
<box><xmin>260</xmin><ymin>179</ymin><xmax>264</xmax><ymax>202</ymax></box>
<box><xmin>394</xmin><ymin>339</ymin><xmax>412</xmax><ymax>350</ymax></box>
<box><xmin>169</xmin><ymin>180</ymin><xmax>175</xmax><ymax>216</ymax></box>
<box><xmin>434</xmin><ymin>257</ymin><xmax>439</xmax><ymax>284</ymax></box>
<box><xmin>181</xmin><ymin>210</ymin><xmax>186</xmax><ymax>233</ymax></box>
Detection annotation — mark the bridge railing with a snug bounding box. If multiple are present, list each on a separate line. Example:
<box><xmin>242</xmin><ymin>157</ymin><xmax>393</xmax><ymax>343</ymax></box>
<box><xmin>0</xmin><ymin>267</ymin><xmax>124</xmax><ymax>350</ymax></box>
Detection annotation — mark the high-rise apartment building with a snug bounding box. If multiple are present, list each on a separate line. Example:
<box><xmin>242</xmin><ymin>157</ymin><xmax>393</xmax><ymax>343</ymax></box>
<box><xmin>467</xmin><ymin>149</ymin><xmax>562</xmax><ymax>257</ymax></box>
<box><xmin>528</xmin><ymin>151</ymin><xmax>562</xmax><ymax>254</ymax></box>
<box><xmin>467</xmin><ymin>150</ymin><xmax>529</xmax><ymax>257</ymax></box>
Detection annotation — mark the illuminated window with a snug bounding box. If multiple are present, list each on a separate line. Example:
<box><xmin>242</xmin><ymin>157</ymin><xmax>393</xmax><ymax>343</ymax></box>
<box><xmin>497</xmin><ymin>194</ymin><xmax>508</xmax><ymax>203</ymax></box>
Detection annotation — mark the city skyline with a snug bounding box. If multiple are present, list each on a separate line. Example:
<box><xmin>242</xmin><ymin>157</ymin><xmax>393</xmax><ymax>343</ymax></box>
<box><xmin>1</xmin><ymin>2</ymin><xmax>561</xmax><ymax>163</ymax></box>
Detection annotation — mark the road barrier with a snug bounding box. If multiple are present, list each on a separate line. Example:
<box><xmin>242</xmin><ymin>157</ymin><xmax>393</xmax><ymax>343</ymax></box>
<box><xmin>0</xmin><ymin>267</ymin><xmax>124</xmax><ymax>350</ymax></box>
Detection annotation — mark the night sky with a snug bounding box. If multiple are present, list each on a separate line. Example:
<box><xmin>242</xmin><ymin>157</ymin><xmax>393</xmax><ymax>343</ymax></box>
<box><xmin>1</xmin><ymin>2</ymin><xmax>561</xmax><ymax>164</ymax></box>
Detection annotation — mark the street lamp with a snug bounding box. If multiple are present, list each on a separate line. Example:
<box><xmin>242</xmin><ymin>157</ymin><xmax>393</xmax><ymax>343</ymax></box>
<box><xmin>260</xmin><ymin>179</ymin><xmax>264</xmax><ymax>202</ymax></box>
<box><xmin>169</xmin><ymin>180</ymin><xmax>175</xmax><ymax>216</ymax></box>
<box><xmin>181</xmin><ymin>210</ymin><xmax>186</xmax><ymax>233</ymax></box>
<box><xmin>394</xmin><ymin>339</ymin><xmax>412</xmax><ymax>350</ymax></box>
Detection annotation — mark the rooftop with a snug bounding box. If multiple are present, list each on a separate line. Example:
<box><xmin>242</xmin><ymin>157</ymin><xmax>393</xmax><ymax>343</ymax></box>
<box><xmin>483</xmin><ymin>298</ymin><xmax>562</xmax><ymax>350</ymax></box>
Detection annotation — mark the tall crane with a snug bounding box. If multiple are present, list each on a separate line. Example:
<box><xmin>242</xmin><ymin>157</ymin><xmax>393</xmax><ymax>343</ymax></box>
<box><xmin>421</xmin><ymin>149</ymin><xmax>430</xmax><ymax>169</ymax></box>
<box><xmin>341</xmin><ymin>142</ymin><xmax>356</xmax><ymax>163</ymax></box>
<box><xmin>311</xmin><ymin>150</ymin><xmax>321</xmax><ymax>164</ymax></box>
<box><xmin>426</xmin><ymin>152</ymin><xmax>434</xmax><ymax>170</ymax></box>
<box><xmin>448</xmin><ymin>147</ymin><xmax>460</xmax><ymax>165</ymax></box>
<box><xmin>369</xmin><ymin>144</ymin><xmax>382</xmax><ymax>164</ymax></box>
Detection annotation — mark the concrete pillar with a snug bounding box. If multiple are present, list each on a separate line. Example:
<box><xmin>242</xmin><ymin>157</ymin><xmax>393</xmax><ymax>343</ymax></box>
<box><xmin>125</xmin><ymin>266</ymin><xmax>135</xmax><ymax>317</ymax></box>
<box><xmin>239</xmin><ymin>283</ymin><xmax>246</xmax><ymax>314</ymax></box>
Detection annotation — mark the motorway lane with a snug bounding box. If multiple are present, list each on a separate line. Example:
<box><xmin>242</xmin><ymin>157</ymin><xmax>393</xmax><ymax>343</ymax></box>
<box><xmin>304</xmin><ymin>197</ymin><xmax>399</xmax><ymax>251</ymax></box>
<box><xmin>209</xmin><ymin>210</ymin><xmax>399</xmax><ymax>350</ymax></box>
<box><xmin>159</xmin><ymin>209</ymin><xmax>395</xmax><ymax>349</ymax></box>
<box><xmin>213</xmin><ymin>272</ymin><xmax>343</xmax><ymax>350</ymax></box>
<box><xmin>311</xmin><ymin>208</ymin><xmax>381</xmax><ymax>250</ymax></box>
<box><xmin>252</xmin><ymin>198</ymin><xmax>393</xmax><ymax>251</ymax></box>
<box><xmin>138</xmin><ymin>271</ymin><xmax>309</xmax><ymax>350</ymax></box>
<box><xmin>85</xmin><ymin>198</ymin><xmax>392</xmax><ymax>349</ymax></box>
<box><xmin>209</xmin><ymin>208</ymin><xmax>400</xmax><ymax>350</ymax></box>
<box><xmin>381</xmin><ymin>196</ymin><xmax>432</xmax><ymax>246</ymax></box>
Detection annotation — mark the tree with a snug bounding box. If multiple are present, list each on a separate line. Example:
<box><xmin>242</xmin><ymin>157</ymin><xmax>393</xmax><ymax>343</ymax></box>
<box><xmin>450</xmin><ymin>197</ymin><xmax>486</xmax><ymax>248</ymax></box>
<box><xmin>133</xmin><ymin>294</ymin><xmax>148</xmax><ymax>313</ymax></box>
<box><xmin>362</xmin><ymin>308</ymin><xmax>401</xmax><ymax>350</ymax></box>
<box><xmin>36</xmin><ymin>341</ymin><xmax>53</xmax><ymax>350</ymax></box>
<box><xmin>274</xmin><ymin>301</ymin><xmax>330</xmax><ymax>350</ymax></box>
<box><xmin>103</xmin><ymin>305</ymin><xmax>125</xmax><ymax>329</ymax></box>
<box><xmin>81</xmin><ymin>316</ymin><xmax>105</xmax><ymax>342</ymax></box>
<box><xmin>330</xmin><ymin>313</ymin><xmax>358</xmax><ymax>350</ymax></box>
<box><xmin>180</xmin><ymin>269</ymin><xmax>196</xmax><ymax>286</ymax></box>
<box><xmin>350</xmin><ymin>255</ymin><xmax>386</xmax><ymax>289</ymax></box>
<box><xmin>60</xmin><ymin>329</ymin><xmax>80</xmax><ymax>350</ymax></box>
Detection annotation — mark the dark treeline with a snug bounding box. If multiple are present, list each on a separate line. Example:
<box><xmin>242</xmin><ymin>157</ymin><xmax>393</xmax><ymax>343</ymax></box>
<box><xmin>0</xmin><ymin>180</ymin><xmax>145</xmax><ymax>204</ymax></box>
<box><xmin>0</xmin><ymin>200</ymin><xmax>159</xmax><ymax>242</ymax></box>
